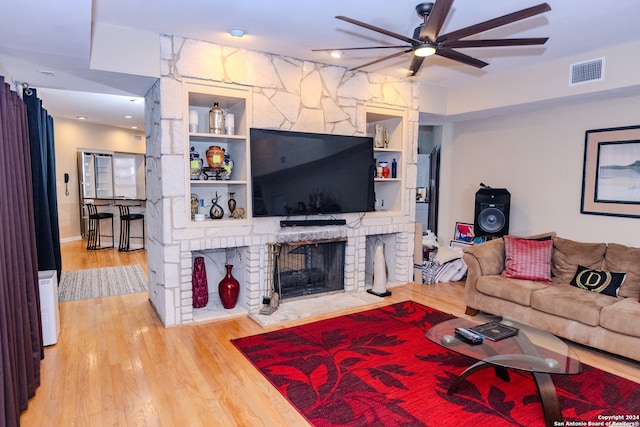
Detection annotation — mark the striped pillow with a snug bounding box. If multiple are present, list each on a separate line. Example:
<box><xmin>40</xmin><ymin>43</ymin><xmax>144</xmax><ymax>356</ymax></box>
<box><xmin>501</xmin><ymin>236</ymin><xmax>553</xmax><ymax>282</ymax></box>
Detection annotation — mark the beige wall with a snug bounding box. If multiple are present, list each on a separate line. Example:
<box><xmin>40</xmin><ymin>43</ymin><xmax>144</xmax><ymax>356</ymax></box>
<box><xmin>437</xmin><ymin>94</ymin><xmax>640</xmax><ymax>247</ymax></box>
<box><xmin>53</xmin><ymin>117</ymin><xmax>145</xmax><ymax>241</ymax></box>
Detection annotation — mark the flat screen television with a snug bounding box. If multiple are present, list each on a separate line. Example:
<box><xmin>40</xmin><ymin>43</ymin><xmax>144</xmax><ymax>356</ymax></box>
<box><xmin>250</xmin><ymin>128</ymin><xmax>376</xmax><ymax>217</ymax></box>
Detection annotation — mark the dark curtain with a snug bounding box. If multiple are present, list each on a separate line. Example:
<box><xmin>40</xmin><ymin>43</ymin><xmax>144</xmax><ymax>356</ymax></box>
<box><xmin>23</xmin><ymin>89</ymin><xmax>61</xmax><ymax>282</ymax></box>
<box><xmin>0</xmin><ymin>78</ymin><xmax>43</xmax><ymax>426</ymax></box>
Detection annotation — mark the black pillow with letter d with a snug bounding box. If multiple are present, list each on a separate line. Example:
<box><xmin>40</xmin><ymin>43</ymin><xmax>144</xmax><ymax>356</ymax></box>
<box><xmin>570</xmin><ymin>265</ymin><xmax>626</xmax><ymax>297</ymax></box>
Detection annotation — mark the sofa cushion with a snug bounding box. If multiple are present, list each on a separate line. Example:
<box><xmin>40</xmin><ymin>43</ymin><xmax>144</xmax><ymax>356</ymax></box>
<box><xmin>569</xmin><ymin>265</ymin><xmax>626</xmax><ymax>297</ymax></box>
<box><xmin>501</xmin><ymin>236</ymin><xmax>552</xmax><ymax>282</ymax></box>
<box><xmin>477</xmin><ymin>275</ymin><xmax>550</xmax><ymax>306</ymax></box>
<box><xmin>551</xmin><ymin>237</ymin><xmax>606</xmax><ymax>285</ymax></box>
<box><xmin>600</xmin><ymin>297</ymin><xmax>640</xmax><ymax>338</ymax></box>
<box><xmin>464</xmin><ymin>238</ymin><xmax>505</xmax><ymax>276</ymax></box>
<box><xmin>602</xmin><ymin>243</ymin><xmax>640</xmax><ymax>299</ymax></box>
<box><xmin>530</xmin><ymin>284</ymin><xmax>618</xmax><ymax>327</ymax></box>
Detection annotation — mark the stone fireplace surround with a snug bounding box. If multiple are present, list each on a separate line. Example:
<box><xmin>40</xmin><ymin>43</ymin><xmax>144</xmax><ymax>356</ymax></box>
<box><xmin>145</xmin><ymin>34</ymin><xmax>419</xmax><ymax>326</ymax></box>
<box><xmin>186</xmin><ymin>221</ymin><xmax>415</xmax><ymax>324</ymax></box>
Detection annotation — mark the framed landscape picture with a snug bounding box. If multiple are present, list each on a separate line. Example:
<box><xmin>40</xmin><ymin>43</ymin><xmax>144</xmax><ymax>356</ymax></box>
<box><xmin>581</xmin><ymin>125</ymin><xmax>640</xmax><ymax>218</ymax></box>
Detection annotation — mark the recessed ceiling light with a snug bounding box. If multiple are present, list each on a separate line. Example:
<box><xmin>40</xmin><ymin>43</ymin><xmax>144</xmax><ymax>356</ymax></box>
<box><xmin>131</xmin><ymin>126</ymin><xmax>138</xmax><ymax>129</ymax></box>
<box><xmin>76</xmin><ymin>116</ymin><xmax>87</xmax><ymax>120</ymax></box>
<box><xmin>124</xmin><ymin>115</ymin><xmax>132</xmax><ymax>119</ymax></box>
<box><xmin>229</xmin><ymin>27</ymin><xmax>246</xmax><ymax>38</ymax></box>
<box><xmin>330</xmin><ymin>51</ymin><xmax>342</xmax><ymax>59</ymax></box>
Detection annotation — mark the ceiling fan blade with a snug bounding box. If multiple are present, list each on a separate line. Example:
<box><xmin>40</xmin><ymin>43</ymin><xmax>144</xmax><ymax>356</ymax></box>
<box><xmin>407</xmin><ymin>55</ymin><xmax>426</xmax><ymax>76</ymax></box>
<box><xmin>336</xmin><ymin>16</ymin><xmax>420</xmax><ymax>45</ymax></box>
<box><xmin>349</xmin><ymin>49</ymin><xmax>413</xmax><ymax>71</ymax></box>
<box><xmin>436</xmin><ymin>49</ymin><xmax>489</xmax><ymax>68</ymax></box>
<box><xmin>445</xmin><ymin>37</ymin><xmax>548</xmax><ymax>48</ymax></box>
<box><xmin>312</xmin><ymin>45</ymin><xmax>411</xmax><ymax>52</ymax></box>
<box><xmin>436</xmin><ymin>3</ymin><xmax>551</xmax><ymax>44</ymax></box>
<box><xmin>419</xmin><ymin>0</ymin><xmax>454</xmax><ymax>41</ymax></box>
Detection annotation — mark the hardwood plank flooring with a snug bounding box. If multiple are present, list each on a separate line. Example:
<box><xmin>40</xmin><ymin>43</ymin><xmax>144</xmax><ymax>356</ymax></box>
<box><xmin>19</xmin><ymin>241</ymin><xmax>640</xmax><ymax>426</ymax></box>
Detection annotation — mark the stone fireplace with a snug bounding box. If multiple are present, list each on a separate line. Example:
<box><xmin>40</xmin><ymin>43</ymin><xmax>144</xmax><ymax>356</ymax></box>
<box><xmin>270</xmin><ymin>239</ymin><xmax>346</xmax><ymax>300</ymax></box>
<box><xmin>145</xmin><ymin>34</ymin><xmax>420</xmax><ymax>326</ymax></box>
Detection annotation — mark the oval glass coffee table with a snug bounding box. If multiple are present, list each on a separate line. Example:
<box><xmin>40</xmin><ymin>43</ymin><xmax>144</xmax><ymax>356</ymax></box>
<box><xmin>426</xmin><ymin>316</ymin><xmax>581</xmax><ymax>427</ymax></box>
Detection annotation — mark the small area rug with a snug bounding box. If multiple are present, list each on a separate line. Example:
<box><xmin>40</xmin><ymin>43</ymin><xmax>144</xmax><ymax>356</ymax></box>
<box><xmin>59</xmin><ymin>264</ymin><xmax>147</xmax><ymax>302</ymax></box>
<box><xmin>232</xmin><ymin>301</ymin><xmax>640</xmax><ymax>427</ymax></box>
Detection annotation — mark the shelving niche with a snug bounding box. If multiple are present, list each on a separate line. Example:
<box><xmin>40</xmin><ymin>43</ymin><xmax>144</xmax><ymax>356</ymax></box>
<box><xmin>185</xmin><ymin>82</ymin><xmax>252</xmax><ymax>224</ymax></box>
<box><xmin>366</xmin><ymin>104</ymin><xmax>406</xmax><ymax>214</ymax></box>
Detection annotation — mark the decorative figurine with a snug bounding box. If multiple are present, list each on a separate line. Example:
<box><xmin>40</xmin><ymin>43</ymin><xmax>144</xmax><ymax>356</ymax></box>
<box><xmin>209</xmin><ymin>192</ymin><xmax>224</xmax><ymax>219</ymax></box>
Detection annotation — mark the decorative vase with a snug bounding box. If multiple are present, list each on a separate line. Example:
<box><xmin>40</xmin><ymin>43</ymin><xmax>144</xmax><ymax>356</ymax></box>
<box><xmin>380</xmin><ymin>161</ymin><xmax>390</xmax><ymax>178</ymax></box>
<box><xmin>223</xmin><ymin>152</ymin><xmax>233</xmax><ymax>180</ymax></box>
<box><xmin>190</xmin><ymin>148</ymin><xmax>203</xmax><ymax>180</ymax></box>
<box><xmin>209</xmin><ymin>102</ymin><xmax>225</xmax><ymax>134</ymax></box>
<box><xmin>218</xmin><ymin>264</ymin><xmax>240</xmax><ymax>309</ymax></box>
<box><xmin>372</xmin><ymin>242</ymin><xmax>388</xmax><ymax>295</ymax></box>
<box><xmin>374</xmin><ymin>123</ymin><xmax>385</xmax><ymax>148</ymax></box>
<box><xmin>192</xmin><ymin>257</ymin><xmax>209</xmax><ymax>308</ymax></box>
<box><xmin>228</xmin><ymin>192</ymin><xmax>236</xmax><ymax>217</ymax></box>
<box><xmin>206</xmin><ymin>145</ymin><xmax>224</xmax><ymax>168</ymax></box>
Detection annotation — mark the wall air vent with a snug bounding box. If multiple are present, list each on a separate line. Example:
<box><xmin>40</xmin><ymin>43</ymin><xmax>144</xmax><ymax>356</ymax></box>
<box><xmin>569</xmin><ymin>58</ymin><xmax>604</xmax><ymax>86</ymax></box>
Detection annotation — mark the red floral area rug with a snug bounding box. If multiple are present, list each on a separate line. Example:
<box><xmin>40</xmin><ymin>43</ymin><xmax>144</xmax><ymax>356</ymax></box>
<box><xmin>232</xmin><ymin>301</ymin><xmax>640</xmax><ymax>427</ymax></box>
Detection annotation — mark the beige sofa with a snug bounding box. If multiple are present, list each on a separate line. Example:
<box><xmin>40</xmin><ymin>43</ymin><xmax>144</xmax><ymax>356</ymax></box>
<box><xmin>462</xmin><ymin>233</ymin><xmax>640</xmax><ymax>362</ymax></box>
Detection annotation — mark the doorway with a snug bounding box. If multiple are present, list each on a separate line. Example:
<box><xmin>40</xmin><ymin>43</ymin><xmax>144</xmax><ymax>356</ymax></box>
<box><xmin>416</xmin><ymin>125</ymin><xmax>442</xmax><ymax>236</ymax></box>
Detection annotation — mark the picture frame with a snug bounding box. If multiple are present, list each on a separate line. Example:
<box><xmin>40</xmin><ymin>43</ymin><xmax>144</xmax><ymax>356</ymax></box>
<box><xmin>581</xmin><ymin>125</ymin><xmax>640</xmax><ymax>218</ymax></box>
<box><xmin>453</xmin><ymin>222</ymin><xmax>474</xmax><ymax>243</ymax></box>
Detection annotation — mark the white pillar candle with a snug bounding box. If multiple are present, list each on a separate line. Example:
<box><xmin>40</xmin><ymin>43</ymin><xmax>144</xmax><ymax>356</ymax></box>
<box><xmin>189</xmin><ymin>110</ymin><xmax>199</xmax><ymax>132</ymax></box>
<box><xmin>225</xmin><ymin>113</ymin><xmax>235</xmax><ymax>135</ymax></box>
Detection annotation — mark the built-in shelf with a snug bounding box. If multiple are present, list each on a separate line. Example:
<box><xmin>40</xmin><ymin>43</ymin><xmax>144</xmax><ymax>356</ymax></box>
<box><xmin>185</xmin><ymin>81</ymin><xmax>252</xmax><ymax>225</ymax></box>
<box><xmin>367</xmin><ymin>104</ymin><xmax>407</xmax><ymax>215</ymax></box>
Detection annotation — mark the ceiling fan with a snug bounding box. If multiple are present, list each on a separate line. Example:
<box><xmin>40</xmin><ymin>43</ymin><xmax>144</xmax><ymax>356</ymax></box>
<box><xmin>313</xmin><ymin>1</ymin><xmax>551</xmax><ymax>76</ymax></box>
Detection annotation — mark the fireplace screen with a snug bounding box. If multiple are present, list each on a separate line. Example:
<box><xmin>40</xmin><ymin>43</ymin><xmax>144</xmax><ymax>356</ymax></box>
<box><xmin>272</xmin><ymin>239</ymin><xmax>346</xmax><ymax>300</ymax></box>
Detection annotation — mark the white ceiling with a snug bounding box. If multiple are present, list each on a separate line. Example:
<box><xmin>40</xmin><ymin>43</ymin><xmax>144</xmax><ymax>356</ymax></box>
<box><xmin>2</xmin><ymin>0</ymin><xmax>640</xmax><ymax>131</ymax></box>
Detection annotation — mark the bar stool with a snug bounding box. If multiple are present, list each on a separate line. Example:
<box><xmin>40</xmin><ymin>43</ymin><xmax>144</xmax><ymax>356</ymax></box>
<box><xmin>118</xmin><ymin>205</ymin><xmax>145</xmax><ymax>252</ymax></box>
<box><xmin>86</xmin><ymin>203</ymin><xmax>114</xmax><ymax>250</ymax></box>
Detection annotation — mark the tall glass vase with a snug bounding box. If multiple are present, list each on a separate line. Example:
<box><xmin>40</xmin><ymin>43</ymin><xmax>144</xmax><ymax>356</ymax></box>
<box><xmin>192</xmin><ymin>257</ymin><xmax>208</xmax><ymax>308</ymax></box>
<box><xmin>218</xmin><ymin>264</ymin><xmax>240</xmax><ymax>309</ymax></box>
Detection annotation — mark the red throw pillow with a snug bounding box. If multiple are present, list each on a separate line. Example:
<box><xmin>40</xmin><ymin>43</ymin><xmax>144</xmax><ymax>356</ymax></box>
<box><xmin>501</xmin><ymin>235</ymin><xmax>553</xmax><ymax>282</ymax></box>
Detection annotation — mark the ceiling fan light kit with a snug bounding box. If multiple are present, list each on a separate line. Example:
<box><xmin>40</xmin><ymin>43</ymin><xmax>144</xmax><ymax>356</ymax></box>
<box><xmin>314</xmin><ymin>1</ymin><xmax>551</xmax><ymax>76</ymax></box>
<box><xmin>414</xmin><ymin>45</ymin><xmax>436</xmax><ymax>57</ymax></box>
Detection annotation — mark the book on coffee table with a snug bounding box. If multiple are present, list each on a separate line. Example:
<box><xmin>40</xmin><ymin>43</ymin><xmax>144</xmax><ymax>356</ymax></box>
<box><xmin>469</xmin><ymin>321</ymin><xmax>519</xmax><ymax>341</ymax></box>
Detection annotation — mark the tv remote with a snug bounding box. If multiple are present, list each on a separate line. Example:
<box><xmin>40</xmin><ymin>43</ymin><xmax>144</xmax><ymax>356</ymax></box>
<box><xmin>455</xmin><ymin>327</ymin><xmax>484</xmax><ymax>345</ymax></box>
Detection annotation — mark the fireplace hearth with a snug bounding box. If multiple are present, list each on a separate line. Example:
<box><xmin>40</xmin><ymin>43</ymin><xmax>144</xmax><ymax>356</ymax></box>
<box><xmin>270</xmin><ymin>239</ymin><xmax>346</xmax><ymax>300</ymax></box>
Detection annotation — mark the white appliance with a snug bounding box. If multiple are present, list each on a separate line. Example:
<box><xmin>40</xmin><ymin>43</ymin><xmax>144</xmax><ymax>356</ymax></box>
<box><xmin>38</xmin><ymin>270</ymin><xmax>60</xmax><ymax>346</ymax></box>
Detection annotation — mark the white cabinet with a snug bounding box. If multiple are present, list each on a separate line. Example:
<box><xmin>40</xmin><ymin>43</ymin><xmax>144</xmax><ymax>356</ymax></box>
<box><xmin>185</xmin><ymin>82</ymin><xmax>252</xmax><ymax>224</ymax></box>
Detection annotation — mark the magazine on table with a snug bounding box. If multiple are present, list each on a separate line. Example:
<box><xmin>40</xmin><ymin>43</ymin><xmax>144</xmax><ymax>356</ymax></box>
<box><xmin>469</xmin><ymin>321</ymin><xmax>519</xmax><ymax>341</ymax></box>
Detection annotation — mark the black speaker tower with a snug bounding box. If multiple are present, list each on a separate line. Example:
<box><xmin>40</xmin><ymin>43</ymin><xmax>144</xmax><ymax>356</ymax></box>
<box><xmin>474</xmin><ymin>186</ymin><xmax>510</xmax><ymax>238</ymax></box>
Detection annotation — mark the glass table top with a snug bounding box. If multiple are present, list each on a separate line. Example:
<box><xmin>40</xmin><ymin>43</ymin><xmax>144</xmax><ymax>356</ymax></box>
<box><xmin>426</xmin><ymin>316</ymin><xmax>581</xmax><ymax>375</ymax></box>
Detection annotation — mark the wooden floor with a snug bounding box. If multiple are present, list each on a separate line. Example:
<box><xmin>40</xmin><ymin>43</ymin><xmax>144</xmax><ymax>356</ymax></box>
<box><xmin>20</xmin><ymin>241</ymin><xmax>640</xmax><ymax>426</ymax></box>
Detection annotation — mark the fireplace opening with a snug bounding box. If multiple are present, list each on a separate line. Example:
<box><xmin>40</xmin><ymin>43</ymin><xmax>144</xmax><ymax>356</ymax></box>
<box><xmin>270</xmin><ymin>239</ymin><xmax>346</xmax><ymax>300</ymax></box>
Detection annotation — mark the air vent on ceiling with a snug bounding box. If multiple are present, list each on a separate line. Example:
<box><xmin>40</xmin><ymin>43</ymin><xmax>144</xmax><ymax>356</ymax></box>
<box><xmin>569</xmin><ymin>58</ymin><xmax>604</xmax><ymax>86</ymax></box>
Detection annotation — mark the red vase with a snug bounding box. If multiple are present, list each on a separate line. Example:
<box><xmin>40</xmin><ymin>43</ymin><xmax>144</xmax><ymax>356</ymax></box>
<box><xmin>192</xmin><ymin>257</ymin><xmax>208</xmax><ymax>308</ymax></box>
<box><xmin>218</xmin><ymin>264</ymin><xmax>240</xmax><ymax>309</ymax></box>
